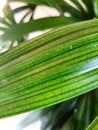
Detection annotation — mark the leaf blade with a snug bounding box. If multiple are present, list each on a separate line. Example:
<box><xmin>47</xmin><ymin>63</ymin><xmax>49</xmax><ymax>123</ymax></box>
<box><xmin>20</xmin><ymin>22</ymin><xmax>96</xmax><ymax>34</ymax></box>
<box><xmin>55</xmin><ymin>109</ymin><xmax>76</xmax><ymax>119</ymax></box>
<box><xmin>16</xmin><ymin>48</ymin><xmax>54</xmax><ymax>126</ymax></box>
<box><xmin>0</xmin><ymin>19</ymin><xmax>98</xmax><ymax>118</ymax></box>
<box><xmin>0</xmin><ymin>16</ymin><xmax>77</xmax><ymax>41</ymax></box>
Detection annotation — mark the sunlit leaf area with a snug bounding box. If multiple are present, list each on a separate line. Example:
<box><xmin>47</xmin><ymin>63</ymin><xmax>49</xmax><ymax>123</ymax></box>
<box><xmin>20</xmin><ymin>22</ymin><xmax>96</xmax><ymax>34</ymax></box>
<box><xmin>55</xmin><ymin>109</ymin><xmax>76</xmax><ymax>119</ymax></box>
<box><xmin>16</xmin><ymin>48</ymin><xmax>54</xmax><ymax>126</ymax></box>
<box><xmin>0</xmin><ymin>0</ymin><xmax>98</xmax><ymax>130</ymax></box>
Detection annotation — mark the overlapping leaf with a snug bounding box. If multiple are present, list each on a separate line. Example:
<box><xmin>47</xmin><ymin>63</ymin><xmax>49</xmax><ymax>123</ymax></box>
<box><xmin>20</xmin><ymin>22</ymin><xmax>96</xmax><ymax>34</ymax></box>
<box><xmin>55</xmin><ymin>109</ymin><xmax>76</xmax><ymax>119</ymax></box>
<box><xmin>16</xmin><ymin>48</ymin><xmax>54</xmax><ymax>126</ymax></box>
<box><xmin>0</xmin><ymin>16</ymin><xmax>77</xmax><ymax>42</ymax></box>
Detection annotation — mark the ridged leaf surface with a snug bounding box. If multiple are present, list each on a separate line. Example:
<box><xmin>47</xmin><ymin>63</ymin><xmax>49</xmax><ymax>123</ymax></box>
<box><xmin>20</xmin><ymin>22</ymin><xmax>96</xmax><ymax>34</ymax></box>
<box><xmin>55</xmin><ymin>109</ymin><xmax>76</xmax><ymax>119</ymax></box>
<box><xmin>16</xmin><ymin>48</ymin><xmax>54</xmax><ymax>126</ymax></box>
<box><xmin>0</xmin><ymin>19</ymin><xmax>98</xmax><ymax>118</ymax></box>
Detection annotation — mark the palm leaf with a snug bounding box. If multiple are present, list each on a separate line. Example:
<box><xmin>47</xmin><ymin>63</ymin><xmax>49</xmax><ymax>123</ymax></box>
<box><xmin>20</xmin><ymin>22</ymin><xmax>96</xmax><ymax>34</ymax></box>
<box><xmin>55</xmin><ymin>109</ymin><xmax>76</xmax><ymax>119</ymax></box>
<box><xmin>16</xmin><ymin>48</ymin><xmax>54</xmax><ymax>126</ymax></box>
<box><xmin>0</xmin><ymin>19</ymin><xmax>98</xmax><ymax>118</ymax></box>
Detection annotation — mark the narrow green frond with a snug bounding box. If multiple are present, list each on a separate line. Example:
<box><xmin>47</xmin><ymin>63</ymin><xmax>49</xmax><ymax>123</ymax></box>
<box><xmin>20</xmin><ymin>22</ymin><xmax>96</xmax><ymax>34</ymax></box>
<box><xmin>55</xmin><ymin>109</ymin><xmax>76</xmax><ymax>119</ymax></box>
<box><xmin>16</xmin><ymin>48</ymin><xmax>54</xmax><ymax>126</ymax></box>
<box><xmin>73</xmin><ymin>94</ymin><xmax>91</xmax><ymax>130</ymax></box>
<box><xmin>0</xmin><ymin>17</ymin><xmax>12</xmax><ymax>27</ymax></box>
<box><xmin>0</xmin><ymin>16</ymin><xmax>77</xmax><ymax>42</ymax></box>
<box><xmin>3</xmin><ymin>4</ymin><xmax>16</xmax><ymax>25</ymax></box>
<box><xmin>94</xmin><ymin>0</ymin><xmax>98</xmax><ymax>18</ymax></box>
<box><xmin>82</xmin><ymin>0</ymin><xmax>94</xmax><ymax>19</ymax></box>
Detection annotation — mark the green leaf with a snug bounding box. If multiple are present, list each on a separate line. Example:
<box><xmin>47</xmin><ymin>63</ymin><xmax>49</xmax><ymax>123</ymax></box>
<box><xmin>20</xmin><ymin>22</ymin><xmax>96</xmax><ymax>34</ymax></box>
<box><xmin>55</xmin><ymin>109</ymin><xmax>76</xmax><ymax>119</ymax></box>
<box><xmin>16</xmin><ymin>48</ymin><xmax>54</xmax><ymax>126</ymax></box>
<box><xmin>91</xmin><ymin>90</ymin><xmax>98</xmax><ymax>120</ymax></box>
<box><xmin>0</xmin><ymin>19</ymin><xmax>98</xmax><ymax>118</ymax></box>
<box><xmin>0</xmin><ymin>16</ymin><xmax>77</xmax><ymax>41</ymax></box>
<box><xmin>86</xmin><ymin>116</ymin><xmax>98</xmax><ymax>130</ymax></box>
<box><xmin>94</xmin><ymin>0</ymin><xmax>98</xmax><ymax>18</ymax></box>
<box><xmin>55</xmin><ymin>0</ymin><xmax>83</xmax><ymax>20</ymax></box>
<box><xmin>72</xmin><ymin>0</ymin><xmax>88</xmax><ymax>18</ymax></box>
<box><xmin>0</xmin><ymin>27</ymin><xmax>8</xmax><ymax>31</ymax></box>
<box><xmin>73</xmin><ymin>94</ymin><xmax>91</xmax><ymax>130</ymax></box>
<box><xmin>3</xmin><ymin>4</ymin><xmax>16</xmax><ymax>25</ymax></box>
<box><xmin>82</xmin><ymin>0</ymin><xmax>94</xmax><ymax>19</ymax></box>
<box><xmin>0</xmin><ymin>17</ymin><xmax>12</xmax><ymax>27</ymax></box>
